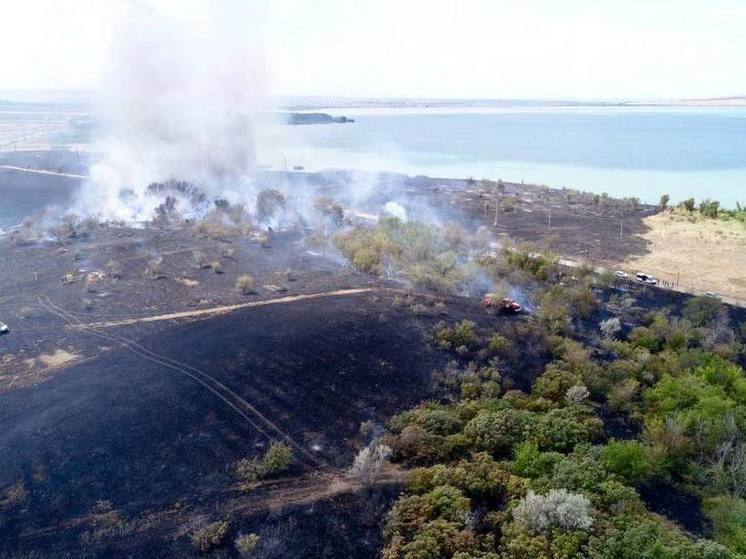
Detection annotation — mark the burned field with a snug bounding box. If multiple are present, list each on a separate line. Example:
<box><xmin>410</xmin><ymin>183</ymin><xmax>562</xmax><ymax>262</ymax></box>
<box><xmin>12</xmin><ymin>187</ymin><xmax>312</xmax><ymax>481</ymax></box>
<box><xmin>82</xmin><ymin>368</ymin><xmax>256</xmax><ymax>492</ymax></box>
<box><xmin>0</xmin><ymin>291</ymin><xmax>442</xmax><ymax>556</ymax></box>
<box><xmin>276</xmin><ymin>170</ymin><xmax>658</xmax><ymax>264</ymax></box>
<box><xmin>0</xmin><ymin>221</ymin><xmax>551</xmax><ymax>558</ymax></box>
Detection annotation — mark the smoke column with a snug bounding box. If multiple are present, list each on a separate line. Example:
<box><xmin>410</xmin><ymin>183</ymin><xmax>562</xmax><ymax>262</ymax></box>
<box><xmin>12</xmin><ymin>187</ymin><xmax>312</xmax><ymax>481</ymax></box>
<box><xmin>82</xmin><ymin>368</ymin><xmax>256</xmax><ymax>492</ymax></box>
<box><xmin>77</xmin><ymin>0</ymin><xmax>268</xmax><ymax>221</ymax></box>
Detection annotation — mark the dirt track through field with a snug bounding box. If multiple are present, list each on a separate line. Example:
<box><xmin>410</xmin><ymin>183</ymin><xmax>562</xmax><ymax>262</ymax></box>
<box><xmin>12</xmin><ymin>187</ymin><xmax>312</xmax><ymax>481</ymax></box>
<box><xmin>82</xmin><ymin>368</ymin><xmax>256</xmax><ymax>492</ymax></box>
<box><xmin>81</xmin><ymin>288</ymin><xmax>377</xmax><ymax>328</ymax></box>
<box><xmin>228</xmin><ymin>466</ymin><xmax>406</xmax><ymax>515</ymax></box>
<box><xmin>37</xmin><ymin>296</ymin><xmax>336</xmax><ymax>473</ymax></box>
<box><xmin>0</xmin><ymin>165</ymin><xmax>87</xmax><ymax>179</ymax></box>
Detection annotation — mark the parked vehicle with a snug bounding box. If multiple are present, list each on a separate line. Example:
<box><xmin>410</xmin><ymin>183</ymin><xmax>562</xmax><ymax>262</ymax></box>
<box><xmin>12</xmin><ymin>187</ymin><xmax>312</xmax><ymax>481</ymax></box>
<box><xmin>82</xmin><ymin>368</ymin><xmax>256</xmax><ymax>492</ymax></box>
<box><xmin>704</xmin><ymin>291</ymin><xmax>720</xmax><ymax>299</ymax></box>
<box><xmin>615</xmin><ymin>270</ymin><xmax>629</xmax><ymax>279</ymax></box>
<box><xmin>0</xmin><ymin>322</ymin><xmax>9</xmax><ymax>335</ymax></box>
<box><xmin>635</xmin><ymin>272</ymin><xmax>658</xmax><ymax>285</ymax></box>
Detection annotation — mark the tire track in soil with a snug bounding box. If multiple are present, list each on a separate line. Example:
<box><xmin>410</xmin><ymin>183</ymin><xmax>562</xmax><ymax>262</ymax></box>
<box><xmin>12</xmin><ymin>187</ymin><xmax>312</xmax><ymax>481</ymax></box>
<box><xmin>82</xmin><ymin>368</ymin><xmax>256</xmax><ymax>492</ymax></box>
<box><xmin>36</xmin><ymin>296</ymin><xmax>336</xmax><ymax>473</ymax></box>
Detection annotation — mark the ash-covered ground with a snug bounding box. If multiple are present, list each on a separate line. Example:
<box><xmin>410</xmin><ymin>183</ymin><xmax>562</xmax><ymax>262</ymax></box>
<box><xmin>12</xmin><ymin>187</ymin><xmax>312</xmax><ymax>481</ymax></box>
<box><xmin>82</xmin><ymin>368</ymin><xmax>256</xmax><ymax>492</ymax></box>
<box><xmin>0</xmin><ymin>218</ymin><xmax>550</xmax><ymax>557</ymax></box>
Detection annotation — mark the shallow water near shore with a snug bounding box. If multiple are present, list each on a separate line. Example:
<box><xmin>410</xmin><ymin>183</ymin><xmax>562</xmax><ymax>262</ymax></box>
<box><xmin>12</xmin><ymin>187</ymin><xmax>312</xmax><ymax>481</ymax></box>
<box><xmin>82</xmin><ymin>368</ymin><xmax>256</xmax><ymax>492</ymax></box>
<box><xmin>258</xmin><ymin>105</ymin><xmax>746</xmax><ymax>208</ymax></box>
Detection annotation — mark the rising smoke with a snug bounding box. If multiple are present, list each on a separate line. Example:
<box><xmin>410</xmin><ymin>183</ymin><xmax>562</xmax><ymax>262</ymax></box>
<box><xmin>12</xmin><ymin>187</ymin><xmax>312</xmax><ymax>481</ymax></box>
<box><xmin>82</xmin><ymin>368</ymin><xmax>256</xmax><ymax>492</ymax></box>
<box><xmin>75</xmin><ymin>0</ymin><xmax>268</xmax><ymax>222</ymax></box>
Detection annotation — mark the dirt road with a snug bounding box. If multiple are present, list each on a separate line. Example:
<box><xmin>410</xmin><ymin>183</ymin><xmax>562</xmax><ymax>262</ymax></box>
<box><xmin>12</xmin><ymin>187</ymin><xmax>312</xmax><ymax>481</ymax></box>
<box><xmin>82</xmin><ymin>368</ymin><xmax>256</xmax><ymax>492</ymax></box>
<box><xmin>80</xmin><ymin>288</ymin><xmax>378</xmax><ymax>328</ymax></box>
<box><xmin>0</xmin><ymin>165</ymin><xmax>87</xmax><ymax>179</ymax></box>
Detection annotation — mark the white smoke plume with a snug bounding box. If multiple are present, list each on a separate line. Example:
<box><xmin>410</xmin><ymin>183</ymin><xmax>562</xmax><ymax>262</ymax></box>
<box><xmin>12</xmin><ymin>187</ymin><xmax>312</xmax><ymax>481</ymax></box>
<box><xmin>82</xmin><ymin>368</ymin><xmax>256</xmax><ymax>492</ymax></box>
<box><xmin>76</xmin><ymin>0</ymin><xmax>268</xmax><ymax>221</ymax></box>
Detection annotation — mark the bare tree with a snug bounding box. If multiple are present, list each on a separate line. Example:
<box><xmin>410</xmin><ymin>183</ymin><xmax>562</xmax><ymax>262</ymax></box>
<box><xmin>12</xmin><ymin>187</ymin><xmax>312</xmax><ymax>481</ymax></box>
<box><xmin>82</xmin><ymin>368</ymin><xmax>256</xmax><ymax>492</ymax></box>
<box><xmin>348</xmin><ymin>440</ymin><xmax>392</xmax><ymax>488</ymax></box>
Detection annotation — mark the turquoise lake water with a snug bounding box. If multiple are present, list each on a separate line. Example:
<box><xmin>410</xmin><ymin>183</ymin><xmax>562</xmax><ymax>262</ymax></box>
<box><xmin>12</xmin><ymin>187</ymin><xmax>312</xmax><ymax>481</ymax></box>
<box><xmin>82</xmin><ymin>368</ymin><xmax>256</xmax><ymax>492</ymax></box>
<box><xmin>259</xmin><ymin>106</ymin><xmax>746</xmax><ymax>207</ymax></box>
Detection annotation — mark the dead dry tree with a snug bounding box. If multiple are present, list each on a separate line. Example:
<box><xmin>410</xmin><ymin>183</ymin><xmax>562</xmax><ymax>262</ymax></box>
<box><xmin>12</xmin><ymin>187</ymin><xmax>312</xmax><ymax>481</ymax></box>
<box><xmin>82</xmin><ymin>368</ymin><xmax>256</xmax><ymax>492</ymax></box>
<box><xmin>347</xmin><ymin>440</ymin><xmax>392</xmax><ymax>489</ymax></box>
<box><xmin>52</xmin><ymin>213</ymin><xmax>82</xmax><ymax>241</ymax></box>
<box><xmin>256</xmin><ymin>189</ymin><xmax>286</xmax><ymax>225</ymax></box>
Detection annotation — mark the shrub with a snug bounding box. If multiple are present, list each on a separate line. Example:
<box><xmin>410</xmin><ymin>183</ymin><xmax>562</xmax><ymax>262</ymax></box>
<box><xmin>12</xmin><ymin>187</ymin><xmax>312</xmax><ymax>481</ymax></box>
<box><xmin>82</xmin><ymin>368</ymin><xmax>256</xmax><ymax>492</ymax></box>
<box><xmin>464</xmin><ymin>409</ymin><xmax>533</xmax><ymax>455</ymax></box>
<box><xmin>533</xmin><ymin>366</ymin><xmax>582</xmax><ymax>402</ymax></box>
<box><xmin>601</xmin><ymin>440</ymin><xmax>652</xmax><ymax>484</ymax></box>
<box><xmin>191</xmin><ymin>520</ymin><xmax>230</xmax><ymax>552</ymax></box>
<box><xmin>488</xmin><ymin>334</ymin><xmax>510</xmax><ymax>354</ymax></box>
<box><xmin>704</xmin><ymin>496</ymin><xmax>746</xmax><ymax>553</ymax></box>
<box><xmin>52</xmin><ymin>213</ymin><xmax>81</xmax><ymax>240</ymax></box>
<box><xmin>434</xmin><ymin>321</ymin><xmax>478</xmax><ymax>351</ymax></box>
<box><xmin>235</xmin><ymin>275</ymin><xmax>255</xmax><ymax>294</ymax></box>
<box><xmin>684</xmin><ymin>296</ymin><xmax>724</xmax><ymax>327</ymax></box>
<box><xmin>511</xmin><ymin>442</ymin><xmax>561</xmax><ymax>478</ymax></box>
<box><xmin>512</xmin><ymin>489</ymin><xmax>593</xmax><ymax>534</ymax></box>
<box><xmin>256</xmin><ymin>189</ymin><xmax>286</xmax><ymax>223</ymax></box>
<box><xmin>3</xmin><ymin>481</ymin><xmax>28</xmax><ymax>507</ymax></box>
<box><xmin>699</xmin><ymin>199</ymin><xmax>721</xmax><ymax>219</ymax></box>
<box><xmin>529</xmin><ymin>409</ymin><xmax>590</xmax><ymax>452</ymax></box>
<box><xmin>235</xmin><ymin>533</ymin><xmax>260</xmax><ymax>556</ymax></box>
<box><xmin>600</xmin><ymin>317</ymin><xmax>622</xmax><ymax>339</ymax></box>
<box><xmin>262</xmin><ymin>442</ymin><xmax>294</xmax><ymax>475</ymax></box>
<box><xmin>565</xmin><ymin>385</ymin><xmax>590</xmax><ymax>406</ymax></box>
<box><xmin>235</xmin><ymin>442</ymin><xmax>293</xmax><ymax>483</ymax></box>
<box><xmin>235</xmin><ymin>457</ymin><xmax>265</xmax><ymax>483</ymax></box>
<box><xmin>145</xmin><ymin>258</ymin><xmax>165</xmax><ymax>279</ymax></box>
<box><xmin>536</xmin><ymin>290</ymin><xmax>572</xmax><ymax>335</ymax></box>
<box><xmin>105</xmin><ymin>259</ymin><xmax>122</xmax><ymax>279</ymax></box>
<box><xmin>503</xmin><ymin>243</ymin><xmax>557</xmax><ymax>280</ymax></box>
<box><xmin>421</xmin><ymin>409</ymin><xmax>463</xmax><ymax>436</ymax></box>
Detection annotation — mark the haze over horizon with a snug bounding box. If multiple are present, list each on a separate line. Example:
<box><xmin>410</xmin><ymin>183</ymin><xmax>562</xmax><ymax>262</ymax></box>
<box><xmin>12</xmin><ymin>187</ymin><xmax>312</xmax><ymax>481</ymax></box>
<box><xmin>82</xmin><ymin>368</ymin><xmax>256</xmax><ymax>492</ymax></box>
<box><xmin>2</xmin><ymin>0</ymin><xmax>746</xmax><ymax>101</ymax></box>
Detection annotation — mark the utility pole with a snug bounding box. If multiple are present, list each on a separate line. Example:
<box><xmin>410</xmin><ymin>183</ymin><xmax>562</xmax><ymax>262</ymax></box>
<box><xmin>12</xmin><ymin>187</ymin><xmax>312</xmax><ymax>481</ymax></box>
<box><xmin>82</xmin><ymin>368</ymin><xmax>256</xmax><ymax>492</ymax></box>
<box><xmin>493</xmin><ymin>179</ymin><xmax>504</xmax><ymax>227</ymax></box>
<box><xmin>547</xmin><ymin>210</ymin><xmax>551</xmax><ymax>231</ymax></box>
<box><xmin>619</xmin><ymin>214</ymin><xmax>624</xmax><ymax>240</ymax></box>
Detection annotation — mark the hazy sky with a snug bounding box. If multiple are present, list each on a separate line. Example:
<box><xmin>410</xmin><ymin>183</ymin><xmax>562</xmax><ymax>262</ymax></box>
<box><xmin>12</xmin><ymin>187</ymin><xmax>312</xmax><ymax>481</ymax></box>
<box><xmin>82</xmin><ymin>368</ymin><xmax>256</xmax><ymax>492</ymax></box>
<box><xmin>2</xmin><ymin>0</ymin><xmax>745</xmax><ymax>99</ymax></box>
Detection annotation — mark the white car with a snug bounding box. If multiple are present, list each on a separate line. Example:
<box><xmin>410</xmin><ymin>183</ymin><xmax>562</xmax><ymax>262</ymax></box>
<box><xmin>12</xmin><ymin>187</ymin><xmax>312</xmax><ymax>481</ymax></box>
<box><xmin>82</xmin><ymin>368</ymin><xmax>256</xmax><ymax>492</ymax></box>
<box><xmin>635</xmin><ymin>272</ymin><xmax>658</xmax><ymax>285</ymax></box>
<box><xmin>614</xmin><ymin>270</ymin><xmax>629</xmax><ymax>279</ymax></box>
<box><xmin>704</xmin><ymin>291</ymin><xmax>720</xmax><ymax>299</ymax></box>
<box><xmin>0</xmin><ymin>322</ymin><xmax>9</xmax><ymax>335</ymax></box>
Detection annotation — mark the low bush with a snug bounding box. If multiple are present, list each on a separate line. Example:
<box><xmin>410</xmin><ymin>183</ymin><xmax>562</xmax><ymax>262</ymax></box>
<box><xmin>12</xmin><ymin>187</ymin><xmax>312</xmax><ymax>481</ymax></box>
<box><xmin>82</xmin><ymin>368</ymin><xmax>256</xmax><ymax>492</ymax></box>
<box><xmin>435</xmin><ymin>320</ymin><xmax>478</xmax><ymax>351</ymax></box>
<box><xmin>465</xmin><ymin>409</ymin><xmax>533</xmax><ymax>455</ymax></box>
<box><xmin>235</xmin><ymin>442</ymin><xmax>293</xmax><ymax>483</ymax></box>
<box><xmin>235</xmin><ymin>533</ymin><xmax>260</xmax><ymax>556</ymax></box>
<box><xmin>235</xmin><ymin>274</ymin><xmax>255</xmax><ymax>294</ymax></box>
<box><xmin>191</xmin><ymin>520</ymin><xmax>230</xmax><ymax>552</ymax></box>
<box><xmin>601</xmin><ymin>440</ymin><xmax>652</xmax><ymax>484</ymax></box>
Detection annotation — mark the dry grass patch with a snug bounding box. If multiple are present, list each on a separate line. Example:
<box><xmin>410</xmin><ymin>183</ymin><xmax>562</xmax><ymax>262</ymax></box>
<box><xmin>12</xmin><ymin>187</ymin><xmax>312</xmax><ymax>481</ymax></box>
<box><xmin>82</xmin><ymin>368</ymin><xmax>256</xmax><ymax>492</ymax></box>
<box><xmin>625</xmin><ymin>212</ymin><xmax>746</xmax><ymax>301</ymax></box>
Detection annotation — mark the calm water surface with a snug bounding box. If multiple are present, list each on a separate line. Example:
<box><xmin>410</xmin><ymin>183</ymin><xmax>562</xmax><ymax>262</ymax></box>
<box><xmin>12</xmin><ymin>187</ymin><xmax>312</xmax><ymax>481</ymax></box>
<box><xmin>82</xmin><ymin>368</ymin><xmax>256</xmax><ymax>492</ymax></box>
<box><xmin>258</xmin><ymin>106</ymin><xmax>746</xmax><ymax>207</ymax></box>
